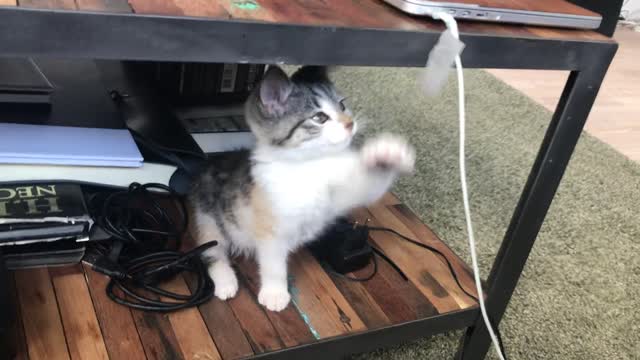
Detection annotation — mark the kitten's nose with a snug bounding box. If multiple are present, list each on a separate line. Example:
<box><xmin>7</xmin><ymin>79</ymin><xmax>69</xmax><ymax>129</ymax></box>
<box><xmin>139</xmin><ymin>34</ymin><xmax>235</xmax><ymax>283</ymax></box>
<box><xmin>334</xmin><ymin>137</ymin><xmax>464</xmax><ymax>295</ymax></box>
<box><xmin>344</xmin><ymin>121</ymin><xmax>354</xmax><ymax>131</ymax></box>
<box><xmin>339</xmin><ymin>114</ymin><xmax>354</xmax><ymax>132</ymax></box>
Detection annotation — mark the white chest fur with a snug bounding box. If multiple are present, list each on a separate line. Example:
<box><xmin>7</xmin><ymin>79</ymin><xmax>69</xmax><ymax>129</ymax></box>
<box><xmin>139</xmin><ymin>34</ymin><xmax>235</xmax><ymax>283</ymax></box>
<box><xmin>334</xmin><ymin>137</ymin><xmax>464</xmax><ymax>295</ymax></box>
<box><xmin>252</xmin><ymin>153</ymin><xmax>356</xmax><ymax>247</ymax></box>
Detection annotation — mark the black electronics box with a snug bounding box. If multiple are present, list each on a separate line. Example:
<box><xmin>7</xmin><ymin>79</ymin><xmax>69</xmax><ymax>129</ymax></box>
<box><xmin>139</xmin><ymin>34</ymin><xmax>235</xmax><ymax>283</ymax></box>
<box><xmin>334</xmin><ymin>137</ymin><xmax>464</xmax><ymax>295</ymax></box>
<box><xmin>308</xmin><ymin>218</ymin><xmax>373</xmax><ymax>274</ymax></box>
<box><xmin>153</xmin><ymin>62</ymin><xmax>266</xmax><ymax>105</ymax></box>
<box><xmin>0</xmin><ymin>58</ymin><xmax>54</xmax><ymax>105</ymax></box>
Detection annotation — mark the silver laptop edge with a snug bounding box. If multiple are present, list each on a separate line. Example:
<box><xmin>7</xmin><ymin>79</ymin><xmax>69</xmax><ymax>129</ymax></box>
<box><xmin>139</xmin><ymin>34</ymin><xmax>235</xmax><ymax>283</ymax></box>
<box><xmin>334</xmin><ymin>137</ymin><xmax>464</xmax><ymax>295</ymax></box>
<box><xmin>383</xmin><ymin>0</ymin><xmax>602</xmax><ymax>29</ymax></box>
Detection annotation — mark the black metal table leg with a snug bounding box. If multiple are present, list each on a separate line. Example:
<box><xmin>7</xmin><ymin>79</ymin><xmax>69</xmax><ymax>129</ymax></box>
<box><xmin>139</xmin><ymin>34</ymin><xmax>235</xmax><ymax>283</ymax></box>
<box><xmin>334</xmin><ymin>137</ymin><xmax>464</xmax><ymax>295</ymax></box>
<box><xmin>0</xmin><ymin>249</ymin><xmax>14</xmax><ymax>357</ymax></box>
<box><xmin>456</xmin><ymin>45</ymin><xmax>618</xmax><ymax>360</ymax></box>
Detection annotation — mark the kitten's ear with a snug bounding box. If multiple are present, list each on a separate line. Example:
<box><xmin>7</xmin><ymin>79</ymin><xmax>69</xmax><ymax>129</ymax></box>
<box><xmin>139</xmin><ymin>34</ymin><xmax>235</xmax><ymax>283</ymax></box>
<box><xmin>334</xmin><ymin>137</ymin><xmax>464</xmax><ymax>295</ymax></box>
<box><xmin>291</xmin><ymin>66</ymin><xmax>331</xmax><ymax>83</ymax></box>
<box><xmin>259</xmin><ymin>66</ymin><xmax>293</xmax><ymax>116</ymax></box>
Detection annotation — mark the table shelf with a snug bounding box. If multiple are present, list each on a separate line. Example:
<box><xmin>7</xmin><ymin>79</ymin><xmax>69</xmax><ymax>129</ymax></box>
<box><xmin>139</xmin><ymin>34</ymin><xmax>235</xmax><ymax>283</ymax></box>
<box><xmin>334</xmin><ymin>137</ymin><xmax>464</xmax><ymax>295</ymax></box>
<box><xmin>0</xmin><ymin>1</ymin><xmax>613</xmax><ymax>69</ymax></box>
<box><xmin>8</xmin><ymin>193</ymin><xmax>479</xmax><ymax>360</ymax></box>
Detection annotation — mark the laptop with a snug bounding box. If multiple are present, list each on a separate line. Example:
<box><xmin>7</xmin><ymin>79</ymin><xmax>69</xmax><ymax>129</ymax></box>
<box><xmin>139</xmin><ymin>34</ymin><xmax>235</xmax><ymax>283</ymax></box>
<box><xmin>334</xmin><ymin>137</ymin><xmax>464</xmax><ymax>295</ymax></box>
<box><xmin>382</xmin><ymin>0</ymin><xmax>602</xmax><ymax>29</ymax></box>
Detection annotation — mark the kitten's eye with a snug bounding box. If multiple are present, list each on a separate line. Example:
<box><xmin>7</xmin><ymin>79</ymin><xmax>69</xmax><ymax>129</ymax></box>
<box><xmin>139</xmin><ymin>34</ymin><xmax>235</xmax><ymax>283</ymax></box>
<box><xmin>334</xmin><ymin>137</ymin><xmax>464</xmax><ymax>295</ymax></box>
<box><xmin>310</xmin><ymin>112</ymin><xmax>330</xmax><ymax>124</ymax></box>
<box><xmin>339</xmin><ymin>99</ymin><xmax>347</xmax><ymax>111</ymax></box>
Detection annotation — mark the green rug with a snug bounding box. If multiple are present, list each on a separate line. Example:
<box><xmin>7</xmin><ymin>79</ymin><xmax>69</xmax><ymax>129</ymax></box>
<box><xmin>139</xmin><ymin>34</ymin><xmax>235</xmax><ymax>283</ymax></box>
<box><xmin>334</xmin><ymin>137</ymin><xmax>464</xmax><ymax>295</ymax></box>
<box><xmin>329</xmin><ymin>67</ymin><xmax>640</xmax><ymax>360</ymax></box>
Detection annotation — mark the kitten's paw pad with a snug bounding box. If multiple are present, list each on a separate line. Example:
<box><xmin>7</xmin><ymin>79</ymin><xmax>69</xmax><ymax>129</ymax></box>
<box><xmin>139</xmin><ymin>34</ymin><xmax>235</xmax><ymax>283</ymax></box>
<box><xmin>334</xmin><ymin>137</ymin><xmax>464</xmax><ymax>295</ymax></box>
<box><xmin>209</xmin><ymin>263</ymin><xmax>239</xmax><ymax>300</ymax></box>
<box><xmin>362</xmin><ymin>134</ymin><xmax>415</xmax><ymax>173</ymax></box>
<box><xmin>258</xmin><ymin>286</ymin><xmax>291</xmax><ymax>312</ymax></box>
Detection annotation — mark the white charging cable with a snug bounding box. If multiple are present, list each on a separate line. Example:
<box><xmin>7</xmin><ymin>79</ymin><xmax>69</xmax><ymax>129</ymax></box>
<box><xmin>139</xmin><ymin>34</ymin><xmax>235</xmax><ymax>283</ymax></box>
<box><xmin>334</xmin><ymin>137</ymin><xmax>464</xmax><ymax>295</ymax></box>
<box><xmin>428</xmin><ymin>12</ymin><xmax>507</xmax><ymax>360</ymax></box>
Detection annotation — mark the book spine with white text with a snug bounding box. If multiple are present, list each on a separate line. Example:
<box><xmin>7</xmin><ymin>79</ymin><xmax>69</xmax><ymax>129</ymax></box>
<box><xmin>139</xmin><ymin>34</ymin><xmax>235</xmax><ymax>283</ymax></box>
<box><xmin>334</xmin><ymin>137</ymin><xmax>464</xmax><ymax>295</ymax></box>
<box><xmin>0</xmin><ymin>183</ymin><xmax>91</xmax><ymax>246</ymax></box>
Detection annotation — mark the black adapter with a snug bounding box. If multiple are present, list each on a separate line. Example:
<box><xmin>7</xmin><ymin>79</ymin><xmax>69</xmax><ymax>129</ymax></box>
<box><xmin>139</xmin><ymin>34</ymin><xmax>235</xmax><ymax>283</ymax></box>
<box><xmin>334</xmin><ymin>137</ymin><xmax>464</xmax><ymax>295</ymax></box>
<box><xmin>308</xmin><ymin>217</ymin><xmax>373</xmax><ymax>274</ymax></box>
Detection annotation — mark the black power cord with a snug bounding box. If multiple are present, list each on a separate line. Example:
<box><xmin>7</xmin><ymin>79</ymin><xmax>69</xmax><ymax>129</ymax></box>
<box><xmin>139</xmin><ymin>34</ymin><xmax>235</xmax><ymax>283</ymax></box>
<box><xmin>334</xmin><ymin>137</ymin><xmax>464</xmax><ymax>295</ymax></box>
<box><xmin>370</xmin><ymin>226</ymin><xmax>508</xmax><ymax>360</ymax></box>
<box><xmin>104</xmin><ymin>242</ymin><xmax>217</xmax><ymax>312</ymax></box>
<box><xmin>367</xmin><ymin>226</ymin><xmax>479</xmax><ymax>300</ymax></box>
<box><xmin>326</xmin><ymin>254</ymin><xmax>379</xmax><ymax>282</ymax></box>
<box><xmin>332</xmin><ymin>223</ymin><xmax>509</xmax><ymax>360</ymax></box>
<box><xmin>84</xmin><ymin>183</ymin><xmax>218</xmax><ymax>312</ymax></box>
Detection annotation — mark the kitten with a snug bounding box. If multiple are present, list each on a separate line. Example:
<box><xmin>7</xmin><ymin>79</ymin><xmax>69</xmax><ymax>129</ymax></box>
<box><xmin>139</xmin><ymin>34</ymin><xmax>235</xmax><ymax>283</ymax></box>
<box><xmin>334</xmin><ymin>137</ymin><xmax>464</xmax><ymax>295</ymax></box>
<box><xmin>189</xmin><ymin>66</ymin><xmax>415</xmax><ymax>312</ymax></box>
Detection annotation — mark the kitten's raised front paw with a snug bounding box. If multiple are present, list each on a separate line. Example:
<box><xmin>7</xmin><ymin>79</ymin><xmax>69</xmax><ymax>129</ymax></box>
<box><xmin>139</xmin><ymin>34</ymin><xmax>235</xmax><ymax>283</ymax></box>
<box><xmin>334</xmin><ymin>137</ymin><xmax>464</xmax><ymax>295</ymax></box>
<box><xmin>209</xmin><ymin>262</ymin><xmax>239</xmax><ymax>300</ymax></box>
<box><xmin>362</xmin><ymin>134</ymin><xmax>415</xmax><ymax>173</ymax></box>
<box><xmin>258</xmin><ymin>285</ymin><xmax>291</xmax><ymax>312</ymax></box>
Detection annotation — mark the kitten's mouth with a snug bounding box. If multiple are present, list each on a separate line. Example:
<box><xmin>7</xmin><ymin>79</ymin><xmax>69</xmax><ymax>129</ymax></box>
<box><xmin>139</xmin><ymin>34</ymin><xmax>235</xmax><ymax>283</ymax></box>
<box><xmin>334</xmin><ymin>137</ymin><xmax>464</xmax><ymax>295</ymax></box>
<box><xmin>337</xmin><ymin>124</ymin><xmax>357</xmax><ymax>145</ymax></box>
<box><xmin>345</xmin><ymin>122</ymin><xmax>355</xmax><ymax>133</ymax></box>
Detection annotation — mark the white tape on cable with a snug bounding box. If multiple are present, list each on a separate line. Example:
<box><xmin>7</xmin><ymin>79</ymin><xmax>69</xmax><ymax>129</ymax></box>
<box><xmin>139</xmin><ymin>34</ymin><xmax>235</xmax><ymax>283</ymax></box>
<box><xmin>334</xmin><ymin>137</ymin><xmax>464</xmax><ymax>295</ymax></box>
<box><xmin>420</xmin><ymin>29</ymin><xmax>465</xmax><ymax>97</ymax></box>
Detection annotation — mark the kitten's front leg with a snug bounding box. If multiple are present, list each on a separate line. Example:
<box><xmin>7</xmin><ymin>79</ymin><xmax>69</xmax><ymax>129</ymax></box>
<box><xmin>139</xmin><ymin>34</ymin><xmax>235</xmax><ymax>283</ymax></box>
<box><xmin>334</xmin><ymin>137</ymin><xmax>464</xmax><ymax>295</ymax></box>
<box><xmin>334</xmin><ymin>134</ymin><xmax>415</xmax><ymax>211</ymax></box>
<box><xmin>361</xmin><ymin>133</ymin><xmax>415</xmax><ymax>174</ymax></box>
<box><xmin>256</xmin><ymin>241</ymin><xmax>291</xmax><ymax>312</ymax></box>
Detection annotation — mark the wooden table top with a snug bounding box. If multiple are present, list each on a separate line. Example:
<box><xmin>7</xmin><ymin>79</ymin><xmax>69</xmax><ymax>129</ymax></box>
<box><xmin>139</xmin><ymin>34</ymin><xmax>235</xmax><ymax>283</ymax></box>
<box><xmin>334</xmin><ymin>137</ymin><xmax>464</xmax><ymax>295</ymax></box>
<box><xmin>2</xmin><ymin>0</ymin><xmax>612</xmax><ymax>43</ymax></box>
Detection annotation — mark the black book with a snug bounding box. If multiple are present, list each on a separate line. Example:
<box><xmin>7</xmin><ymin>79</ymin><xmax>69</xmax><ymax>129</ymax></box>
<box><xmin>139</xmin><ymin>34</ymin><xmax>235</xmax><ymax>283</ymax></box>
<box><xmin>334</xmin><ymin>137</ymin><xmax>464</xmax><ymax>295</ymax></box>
<box><xmin>0</xmin><ymin>58</ymin><xmax>54</xmax><ymax>104</ymax></box>
<box><xmin>2</xmin><ymin>238</ymin><xmax>85</xmax><ymax>269</ymax></box>
<box><xmin>0</xmin><ymin>59</ymin><xmax>126</xmax><ymax>129</ymax></box>
<box><xmin>0</xmin><ymin>183</ymin><xmax>91</xmax><ymax>245</ymax></box>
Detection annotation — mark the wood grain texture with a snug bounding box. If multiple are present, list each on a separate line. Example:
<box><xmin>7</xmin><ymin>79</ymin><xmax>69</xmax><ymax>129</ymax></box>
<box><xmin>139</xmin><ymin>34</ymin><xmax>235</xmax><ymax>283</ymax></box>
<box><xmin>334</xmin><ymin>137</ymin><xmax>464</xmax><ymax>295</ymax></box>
<box><xmin>7</xmin><ymin>274</ymin><xmax>28</xmax><ymax>360</ymax></box>
<box><xmin>14</xmin><ymin>268</ymin><xmax>70</xmax><ymax>360</ymax></box>
<box><xmin>15</xmin><ymin>0</ymin><xmax>610</xmax><ymax>42</ymax></box>
<box><xmin>49</xmin><ymin>265</ymin><xmax>110</xmax><ymax>360</ymax></box>
<box><xmin>162</xmin><ymin>276</ymin><xmax>222</xmax><ymax>360</ymax></box>
<box><xmin>130</xmin><ymin>297</ymin><xmax>185</xmax><ymax>360</ymax></box>
<box><xmin>19</xmin><ymin>0</ymin><xmax>76</xmax><ymax>9</ymax></box>
<box><xmin>184</xmin><ymin>272</ymin><xmax>255</xmax><ymax>360</ymax></box>
<box><xmin>217</xmin><ymin>0</ymin><xmax>423</xmax><ymax>28</ymax></box>
<box><xmin>83</xmin><ymin>265</ymin><xmax>147</xmax><ymax>360</ymax></box>
<box><xmin>129</xmin><ymin>0</ymin><xmax>229</xmax><ymax>17</ymax></box>
<box><xmin>367</xmin><ymin>202</ymin><xmax>476</xmax><ymax>313</ymax></box>
<box><xmin>217</xmin><ymin>0</ymin><xmax>277</xmax><ymax>23</ymax></box>
<box><xmin>368</xmin><ymin>251</ymin><xmax>439</xmax><ymax>320</ymax></box>
<box><xmin>351</xmin><ymin>208</ymin><xmax>439</xmax><ymax>321</ymax></box>
<box><xmin>326</xmin><ymin>267</ymin><xmax>391</xmax><ymax>329</ymax></box>
<box><xmin>181</xmin><ymin>228</ymin><xmax>255</xmax><ymax>360</ymax></box>
<box><xmin>380</xmin><ymin>192</ymin><xmax>402</xmax><ymax>206</ymax></box>
<box><xmin>76</xmin><ymin>0</ymin><xmax>132</xmax><ymax>12</ymax></box>
<box><xmin>227</xmin><ymin>278</ymin><xmax>284</xmax><ymax>353</ymax></box>
<box><xmin>8</xmin><ymin>195</ymin><xmax>480</xmax><ymax>359</ymax></box>
<box><xmin>390</xmin><ymin>204</ymin><xmax>478</xmax><ymax>299</ymax></box>
<box><xmin>289</xmin><ymin>250</ymin><xmax>367</xmax><ymax>338</ymax></box>
<box><xmin>236</xmin><ymin>257</ymin><xmax>317</xmax><ymax>347</ymax></box>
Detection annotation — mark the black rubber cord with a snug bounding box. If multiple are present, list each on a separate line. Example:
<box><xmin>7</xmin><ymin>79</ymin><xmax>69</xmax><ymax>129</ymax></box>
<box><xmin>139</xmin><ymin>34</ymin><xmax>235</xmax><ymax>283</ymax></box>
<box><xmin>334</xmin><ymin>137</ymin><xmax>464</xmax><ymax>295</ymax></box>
<box><xmin>86</xmin><ymin>182</ymin><xmax>218</xmax><ymax>312</ymax></box>
<box><xmin>365</xmin><ymin>225</ymin><xmax>509</xmax><ymax>360</ymax></box>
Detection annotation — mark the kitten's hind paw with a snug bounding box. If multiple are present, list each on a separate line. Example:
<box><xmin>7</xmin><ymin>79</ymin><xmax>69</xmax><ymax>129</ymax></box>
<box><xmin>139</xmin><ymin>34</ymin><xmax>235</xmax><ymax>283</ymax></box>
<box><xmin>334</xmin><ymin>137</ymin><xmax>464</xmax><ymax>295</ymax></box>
<box><xmin>258</xmin><ymin>285</ymin><xmax>291</xmax><ymax>312</ymax></box>
<box><xmin>209</xmin><ymin>262</ymin><xmax>239</xmax><ymax>300</ymax></box>
<box><xmin>362</xmin><ymin>134</ymin><xmax>415</xmax><ymax>173</ymax></box>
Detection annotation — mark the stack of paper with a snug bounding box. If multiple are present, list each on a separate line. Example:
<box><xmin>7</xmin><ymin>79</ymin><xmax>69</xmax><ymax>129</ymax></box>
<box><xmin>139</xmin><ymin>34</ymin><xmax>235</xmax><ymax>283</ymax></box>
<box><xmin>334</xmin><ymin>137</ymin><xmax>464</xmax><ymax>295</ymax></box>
<box><xmin>175</xmin><ymin>104</ymin><xmax>255</xmax><ymax>153</ymax></box>
<box><xmin>0</xmin><ymin>123</ymin><xmax>143</xmax><ymax>167</ymax></box>
<box><xmin>0</xmin><ymin>162</ymin><xmax>177</xmax><ymax>188</ymax></box>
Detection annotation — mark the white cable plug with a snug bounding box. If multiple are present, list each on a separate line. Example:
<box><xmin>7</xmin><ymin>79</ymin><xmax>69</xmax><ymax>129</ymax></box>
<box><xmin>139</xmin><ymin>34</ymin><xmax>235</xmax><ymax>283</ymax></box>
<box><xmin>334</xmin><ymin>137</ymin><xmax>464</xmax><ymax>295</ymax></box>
<box><xmin>428</xmin><ymin>12</ymin><xmax>507</xmax><ymax>360</ymax></box>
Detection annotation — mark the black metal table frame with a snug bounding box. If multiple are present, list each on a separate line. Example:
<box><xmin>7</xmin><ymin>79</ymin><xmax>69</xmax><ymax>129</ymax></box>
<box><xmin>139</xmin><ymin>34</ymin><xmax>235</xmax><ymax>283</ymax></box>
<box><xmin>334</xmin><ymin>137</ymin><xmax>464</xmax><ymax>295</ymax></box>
<box><xmin>0</xmin><ymin>7</ymin><xmax>618</xmax><ymax>360</ymax></box>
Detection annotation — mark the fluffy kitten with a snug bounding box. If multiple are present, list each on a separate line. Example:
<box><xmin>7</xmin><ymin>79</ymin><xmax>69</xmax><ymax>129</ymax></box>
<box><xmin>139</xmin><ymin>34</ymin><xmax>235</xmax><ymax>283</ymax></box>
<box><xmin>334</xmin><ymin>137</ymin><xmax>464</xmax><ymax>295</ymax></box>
<box><xmin>189</xmin><ymin>66</ymin><xmax>415</xmax><ymax>311</ymax></box>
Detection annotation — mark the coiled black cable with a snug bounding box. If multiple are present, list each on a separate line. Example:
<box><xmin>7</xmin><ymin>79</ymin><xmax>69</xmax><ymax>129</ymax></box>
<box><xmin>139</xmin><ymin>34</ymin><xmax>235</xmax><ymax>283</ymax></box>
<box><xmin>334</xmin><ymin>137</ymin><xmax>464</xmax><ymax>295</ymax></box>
<box><xmin>85</xmin><ymin>183</ymin><xmax>218</xmax><ymax>312</ymax></box>
<box><xmin>105</xmin><ymin>242</ymin><xmax>217</xmax><ymax>311</ymax></box>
